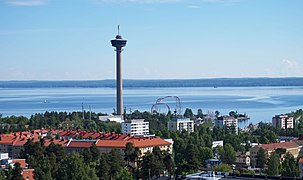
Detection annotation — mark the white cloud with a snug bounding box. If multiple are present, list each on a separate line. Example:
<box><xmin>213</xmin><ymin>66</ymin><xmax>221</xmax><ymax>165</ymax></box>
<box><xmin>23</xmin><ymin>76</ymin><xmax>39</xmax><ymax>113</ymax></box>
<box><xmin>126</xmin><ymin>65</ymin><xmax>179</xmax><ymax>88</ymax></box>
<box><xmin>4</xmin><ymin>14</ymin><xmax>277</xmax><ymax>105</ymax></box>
<box><xmin>282</xmin><ymin>59</ymin><xmax>303</xmax><ymax>76</ymax></box>
<box><xmin>94</xmin><ymin>0</ymin><xmax>182</xmax><ymax>3</ymax></box>
<box><xmin>202</xmin><ymin>0</ymin><xmax>242</xmax><ymax>3</ymax></box>
<box><xmin>6</xmin><ymin>0</ymin><xmax>48</xmax><ymax>6</ymax></box>
<box><xmin>187</xmin><ymin>5</ymin><xmax>201</xmax><ymax>9</ymax></box>
<box><xmin>94</xmin><ymin>0</ymin><xmax>241</xmax><ymax>4</ymax></box>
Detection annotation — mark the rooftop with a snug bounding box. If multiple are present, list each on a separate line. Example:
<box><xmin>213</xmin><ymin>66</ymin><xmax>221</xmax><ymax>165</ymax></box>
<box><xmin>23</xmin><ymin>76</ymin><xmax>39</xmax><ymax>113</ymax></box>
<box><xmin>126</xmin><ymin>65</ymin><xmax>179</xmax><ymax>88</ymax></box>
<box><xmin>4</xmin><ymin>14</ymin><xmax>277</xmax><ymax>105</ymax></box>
<box><xmin>258</xmin><ymin>141</ymin><xmax>299</xmax><ymax>150</ymax></box>
<box><xmin>0</xmin><ymin>129</ymin><xmax>171</xmax><ymax>149</ymax></box>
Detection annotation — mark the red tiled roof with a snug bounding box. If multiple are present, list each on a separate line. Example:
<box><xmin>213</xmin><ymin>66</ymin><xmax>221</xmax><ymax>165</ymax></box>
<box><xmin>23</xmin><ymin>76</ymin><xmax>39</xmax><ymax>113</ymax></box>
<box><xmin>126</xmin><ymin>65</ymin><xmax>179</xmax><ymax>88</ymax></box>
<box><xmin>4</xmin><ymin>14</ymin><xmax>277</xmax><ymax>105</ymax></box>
<box><xmin>131</xmin><ymin>137</ymin><xmax>171</xmax><ymax>148</ymax></box>
<box><xmin>68</xmin><ymin>141</ymin><xmax>96</xmax><ymax>148</ymax></box>
<box><xmin>0</xmin><ymin>134</ymin><xmax>16</xmax><ymax>144</ymax></box>
<box><xmin>44</xmin><ymin>139</ymin><xmax>68</xmax><ymax>147</ymax></box>
<box><xmin>22</xmin><ymin>169</ymin><xmax>34</xmax><ymax>180</ymax></box>
<box><xmin>0</xmin><ymin>129</ymin><xmax>172</xmax><ymax>149</ymax></box>
<box><xmin>12</xmin><ymin>159</ymin><xmax>27</xmax><ymax>168</ymax></box>
<box><xmin>259</xmin><ymin>142</ymin><xmax>299</xmax><ymax>150</ymax></box>
<box><xmin>95</xmin><ymin>137</ymin><xmax>171</xmax><ymax>148</ymax></box>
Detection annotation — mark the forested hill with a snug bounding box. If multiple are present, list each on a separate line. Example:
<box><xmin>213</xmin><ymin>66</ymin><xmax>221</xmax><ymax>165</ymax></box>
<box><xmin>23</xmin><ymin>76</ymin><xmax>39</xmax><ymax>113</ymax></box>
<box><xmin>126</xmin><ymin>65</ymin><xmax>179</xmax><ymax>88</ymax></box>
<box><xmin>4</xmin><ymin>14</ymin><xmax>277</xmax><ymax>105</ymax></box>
<box><xmin>0</xmin><ymin>77</ymin><xmax>303</xmax><ymax>88</ymax></box>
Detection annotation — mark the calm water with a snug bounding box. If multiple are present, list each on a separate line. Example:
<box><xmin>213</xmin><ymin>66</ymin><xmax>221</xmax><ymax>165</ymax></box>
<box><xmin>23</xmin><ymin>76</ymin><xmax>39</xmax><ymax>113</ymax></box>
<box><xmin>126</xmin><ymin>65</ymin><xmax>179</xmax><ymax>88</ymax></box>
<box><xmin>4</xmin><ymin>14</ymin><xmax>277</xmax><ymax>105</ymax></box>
<box><xmin>0</xmin><ymin>87</ymin><xmax>303</xmax><ymax>127</ymax></box>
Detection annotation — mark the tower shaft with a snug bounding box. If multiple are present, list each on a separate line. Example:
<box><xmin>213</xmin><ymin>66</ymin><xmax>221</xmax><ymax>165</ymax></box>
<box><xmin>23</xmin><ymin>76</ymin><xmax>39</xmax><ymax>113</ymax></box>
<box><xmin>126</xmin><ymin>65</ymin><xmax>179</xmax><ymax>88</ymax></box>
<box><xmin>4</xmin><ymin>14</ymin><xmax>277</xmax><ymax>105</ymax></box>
<box><xmin>116</xmin><ymin>47</ymin><xmax>123</xmax><ymax>115</ymax></box>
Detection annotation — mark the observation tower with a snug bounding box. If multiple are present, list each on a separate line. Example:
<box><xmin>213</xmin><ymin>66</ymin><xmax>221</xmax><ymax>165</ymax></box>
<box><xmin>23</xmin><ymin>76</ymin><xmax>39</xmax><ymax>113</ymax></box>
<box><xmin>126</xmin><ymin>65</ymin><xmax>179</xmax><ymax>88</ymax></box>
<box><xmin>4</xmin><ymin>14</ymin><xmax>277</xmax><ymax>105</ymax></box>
<box><xmin>111</xmin><ymin>26</ymin><xmax>127</xmax><ymax>115</ymax></box>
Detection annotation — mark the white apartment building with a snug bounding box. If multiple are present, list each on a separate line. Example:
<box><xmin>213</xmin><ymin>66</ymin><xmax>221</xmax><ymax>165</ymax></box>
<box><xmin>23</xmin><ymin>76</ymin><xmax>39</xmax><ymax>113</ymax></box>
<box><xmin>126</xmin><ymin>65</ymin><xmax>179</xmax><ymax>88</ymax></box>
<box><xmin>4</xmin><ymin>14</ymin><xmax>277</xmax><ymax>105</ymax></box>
<box><xmin>212</xmin><ymin>140</ymin><xmax>224</xmax><ymax>148</ymax></box>
<box><xmin>99</xmin><ymin>115</ymin><xmax>124</xmax><ymax>123</ymax></box>
<box><xmin>121</xmin><ymin>119</ymin><xmax>149</xmax><ymax>135</ymax></box>
<box><xmin>272</xmin><ymin>114</ymin><xmax>294</xmax><ymax>129</ymax></box>
<box><xmin>167</xmin><ymin>118</ymin><xmax>194</xmax><ymax>133</ymax></box>
<box><xmin>214</xmin><ymin>116</ymin><xmax>238</xmax><ymax>134</ymax></box>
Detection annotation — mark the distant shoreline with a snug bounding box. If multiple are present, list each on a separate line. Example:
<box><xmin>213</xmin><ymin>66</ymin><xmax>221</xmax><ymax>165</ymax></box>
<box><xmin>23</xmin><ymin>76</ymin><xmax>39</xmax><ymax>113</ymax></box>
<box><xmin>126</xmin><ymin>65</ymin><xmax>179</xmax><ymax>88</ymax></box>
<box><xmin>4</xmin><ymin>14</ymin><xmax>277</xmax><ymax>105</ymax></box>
<box><xmin>0</xmin><ymin>77</ymin><xmax>303</xmax><ymax>88</ymax></box>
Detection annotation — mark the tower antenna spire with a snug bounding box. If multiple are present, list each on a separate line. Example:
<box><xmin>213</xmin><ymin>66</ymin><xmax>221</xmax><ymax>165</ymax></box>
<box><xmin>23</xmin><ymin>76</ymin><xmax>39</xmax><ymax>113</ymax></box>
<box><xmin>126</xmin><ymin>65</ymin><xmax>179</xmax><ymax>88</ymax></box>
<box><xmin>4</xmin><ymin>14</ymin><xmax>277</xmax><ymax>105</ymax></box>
<box><xmin>118</xmin><ymin>25</ymin><xmax>120</xmax><ymax>35</ymax></box>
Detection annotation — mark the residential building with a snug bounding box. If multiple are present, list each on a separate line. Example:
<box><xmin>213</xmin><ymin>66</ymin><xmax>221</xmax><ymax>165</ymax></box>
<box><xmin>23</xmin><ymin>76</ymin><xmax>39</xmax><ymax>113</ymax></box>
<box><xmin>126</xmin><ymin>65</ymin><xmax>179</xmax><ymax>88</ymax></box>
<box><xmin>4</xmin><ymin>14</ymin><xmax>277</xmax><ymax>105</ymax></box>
<box><xmin>235</xmin><ymin>151</ymin><xmax>250</xmax><ymax>166</ymax></box>
<box><xmin>272</xmin><ymin>114</ymin><xmax>294</xmax><ymax>129</ymax></box>
<box><xmin>250</xmin><ymin>141</ymin><xmax>300</xmax><ymax>167</ymax></box>
<box><xmin>0</xmin><ymin>153</ymin><xmax>34</xmax><ymax>180</ymax></box>
<box><xmin>65</xmin><ymin>139</ymin><xmax>96</xmax><ymax>154</ymax></box>
<box><xmin>121</xmin><ymin>119</ymin><xmax>149</xmax><ymax>135</ymax></box>
<box><xmin>95</xmin><ymin>136</ymin><xmax>173</xmax><ymax>156</ymax></box>
<box><xmin>99</xmin><ymin>115</ymin><xmax>124</xmax><ymax>123</ymax></box>
<box><xmin>167</xmin><ymin>118</ymin><xmax>194</xmax><ymax>133</ymax></box>
<box><xmin>0</xmin><ymin>129</ymin><xmax>172</xmax><ymax>159</ymax></box>
<box><xmin>214</xmin><ymin>116</ymin><xmax>238</xmax><ymax>134</ymax></box>
<box><xmin>212</xmin><ymin>140</ymin><xmax>223</xmax><ymax>148</ymax></box>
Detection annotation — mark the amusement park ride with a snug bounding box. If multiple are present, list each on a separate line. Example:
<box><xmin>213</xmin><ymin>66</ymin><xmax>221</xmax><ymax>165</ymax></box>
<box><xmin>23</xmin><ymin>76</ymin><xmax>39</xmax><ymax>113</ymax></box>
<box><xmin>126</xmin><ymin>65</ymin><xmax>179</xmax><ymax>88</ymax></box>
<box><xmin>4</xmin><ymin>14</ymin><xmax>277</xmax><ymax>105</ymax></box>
<box><xmin>151</xmin><ymin>96</ymin><xmax>182</xmax><ymax>116</ymax></box>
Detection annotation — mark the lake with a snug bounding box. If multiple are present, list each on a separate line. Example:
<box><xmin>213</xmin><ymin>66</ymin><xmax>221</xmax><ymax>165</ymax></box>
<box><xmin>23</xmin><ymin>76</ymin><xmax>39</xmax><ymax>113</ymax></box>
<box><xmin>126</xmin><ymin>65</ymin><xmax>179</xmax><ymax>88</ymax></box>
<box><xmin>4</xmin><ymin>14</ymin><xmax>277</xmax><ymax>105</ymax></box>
<box><xmin>0</xmin><ymin>86</ymin><xmax>302</xmax><ymax>127</ymax></box>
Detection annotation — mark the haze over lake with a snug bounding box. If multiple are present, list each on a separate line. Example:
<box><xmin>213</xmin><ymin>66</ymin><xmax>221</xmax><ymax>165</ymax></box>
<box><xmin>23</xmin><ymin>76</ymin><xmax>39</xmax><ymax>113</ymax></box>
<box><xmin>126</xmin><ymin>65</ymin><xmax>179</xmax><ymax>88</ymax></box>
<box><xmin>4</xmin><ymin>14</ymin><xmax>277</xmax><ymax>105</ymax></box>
<box><xmin>1</xmin><ymin>86</ymin><xmax>302</xmax><ymax>128</ymax></box>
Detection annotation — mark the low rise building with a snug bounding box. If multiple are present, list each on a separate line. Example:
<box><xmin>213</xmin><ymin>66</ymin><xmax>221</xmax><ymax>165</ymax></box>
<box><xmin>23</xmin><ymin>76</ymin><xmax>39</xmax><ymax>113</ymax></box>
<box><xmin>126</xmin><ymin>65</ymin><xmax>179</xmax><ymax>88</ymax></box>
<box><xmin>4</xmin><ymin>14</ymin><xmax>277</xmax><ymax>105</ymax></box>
<box><xmin>250</xmin><ymin>141</ymin><xmax>300</xmax><ymax>167</ymax></box>
<box><xmin>121</xmin><ymin>119</ymin><xmax>149</xmax><ymax>135</ymax></box>
<box><xmin>167</xmin><ymin>118</ymin><xmax>194</xmax><ymax>133</ymax></box>
<box><xmin>95</xmin><ymin>136</ymin><xmax>173</xmax><ymax>156</ymax></box>
<box><xmin>212</xmin><ymin>140</ymin><xmax>223</xmax><ymax>148</ymax></box>
<box><xmin>0</xmin><ymin>153</ymin><xmax>34</xmax><ymax>180</ymax></box>
<box><xmin>272</xmin><ymin>114</ymin><xmax>294</xmax><ymax>129</ymax></box>
<box><xmin>235</xmin><ymin>151</ymin><xmax>250</xmax><ymax>166</ymax></box>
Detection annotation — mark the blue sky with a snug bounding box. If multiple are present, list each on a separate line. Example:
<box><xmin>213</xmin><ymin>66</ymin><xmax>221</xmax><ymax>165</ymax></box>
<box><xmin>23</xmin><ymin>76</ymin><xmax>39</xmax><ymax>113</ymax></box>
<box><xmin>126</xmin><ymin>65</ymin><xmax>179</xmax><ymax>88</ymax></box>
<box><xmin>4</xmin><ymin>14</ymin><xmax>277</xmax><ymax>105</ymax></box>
<box><xmin>0</xmin><ymin>0</ymin><xmax>303</xmax><ymax>80</ymax></box>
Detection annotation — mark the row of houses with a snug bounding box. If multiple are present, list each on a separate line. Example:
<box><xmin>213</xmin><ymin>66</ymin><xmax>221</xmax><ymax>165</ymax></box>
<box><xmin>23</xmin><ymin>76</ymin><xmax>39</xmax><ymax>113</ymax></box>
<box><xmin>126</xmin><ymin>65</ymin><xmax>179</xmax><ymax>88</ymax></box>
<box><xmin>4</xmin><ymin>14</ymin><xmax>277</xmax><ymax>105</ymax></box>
<box><xmin>0</xmin><ymin>129</ymin><xmax>173</xmax><ymax>159</ymax></box>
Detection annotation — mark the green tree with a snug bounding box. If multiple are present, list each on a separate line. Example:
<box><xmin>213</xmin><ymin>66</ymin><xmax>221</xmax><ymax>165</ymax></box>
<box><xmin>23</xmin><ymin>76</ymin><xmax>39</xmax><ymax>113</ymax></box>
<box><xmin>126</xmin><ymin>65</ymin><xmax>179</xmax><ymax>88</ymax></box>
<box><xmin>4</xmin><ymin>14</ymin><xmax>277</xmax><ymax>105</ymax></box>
<box><xmin>0</xmin><ymin>171</ymin><xmax>5</xmax><ymax>180</ymax></box>
<box><xmin>184</xmin><ymin>108</ymin><xmax>194</xmax><ymax>119</ymax></box>
<box><xmin>90</xmin><ymin>144</ymin><xmax>100</xmax><ymax>161</ymax></box>
<box><xmin>267</xmin><ymin>152</ymin><xmax>280</xmax><ymax>176</ymax></box>
<box><xmin>256</xmin><ymin>148</ymin><xmax>267</xmax><ymax>169</ymax></box>
<box><xmin>163</xmin><ymin>151</ymin><xmax>175</xmax><ymax>178</ymax></box>
<box><xmin>200</xmin><ymin>147</ymin><xmax>213</xmax><ymax>166</ymax></box>
<box><xmin>81</xmin><ymin>148</ymin><xmax>93</xmax><ymax>163</ymax></box>
<box><xmin>11</xmin><ymin>162</ymin><xmax>23</xmax><ymax>180</ymax></box>
<box><xmin>212</xmin><ymin>164</ymin><xmax>232</xmax><ymax>173</ymax></box>
<box><xmin>56</xmin><ymin>153</ymin><xmax>98</xmax><ymax>180</ymax></box>
<box><xmin>152</xmin><ymin>146</ymin><xmax>165</xmax><ymax>178</ymax></box>
<box><xmin>108</xmin><ymin>149</ymin><xmax>124</xmax><ymax>179</ymax></box>
<box><xmin>96</xmin><ymin>154</ymin><xmax>110</xmax><ymax>180</ymax></box>
<box><xmin>124</xmin><ymin>142</ymin><xmax>135</xmax><ymax>167</ymax></box>
<box><xmin>34</xmin><ymin>157</ymin><xmax>53</xmax><ymax>180</ymax></box>
<box><xmin>45</xmin><ymin>142</ymin><xmax>65</xmax><ymax>163</ymax></box>
<box><xmin>220</xmin><ymin>143</ymin><xmax>236</xmax><ymax>164</ymax></box>
<box><xmin>197</xmin><ymin>109</ymin><xmax>203</xmax><ymax>118</ymax></box>
<box><xmin>115</xmin><ymin>168</ymin><xmax>133</xmax><ymax>180</ymax></box>
<box><xmin>281</xmin><ymin>152</ymin><xmax>300</xmax><ymax>177</ymax></box>
<box><xmin>185</xmin><ymin>143</ymin><xmax>200</xmax><ymax>172</ymax></box>
<box><xmin>215</xmin><ymin>111</ymin><xmax>220</xmax><ymax>117</ymax></box>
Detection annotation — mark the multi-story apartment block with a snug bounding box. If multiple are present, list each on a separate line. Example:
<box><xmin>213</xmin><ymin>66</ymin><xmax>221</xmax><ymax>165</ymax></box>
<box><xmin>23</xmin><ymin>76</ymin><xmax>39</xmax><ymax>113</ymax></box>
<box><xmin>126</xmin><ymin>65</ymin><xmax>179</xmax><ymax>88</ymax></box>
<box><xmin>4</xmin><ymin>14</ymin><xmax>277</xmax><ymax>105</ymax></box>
<box><xmin>121</xmin><ymin>119</ymin><xmax>149</xmax><ymax>135</ymax></box>
<box><xmin>272</xmin><ymin>114</ymin><xmax>294</xmax><ymax>129</ymax></box>
<box><xmin>214</xmin><ymin>116</ymin><xmax>238</xmax><ymax>134</ymax></box>
<box><xmin>167</xmin><ymin>118</ymin><xmax>194</xmax><ymax>133</ymax></box>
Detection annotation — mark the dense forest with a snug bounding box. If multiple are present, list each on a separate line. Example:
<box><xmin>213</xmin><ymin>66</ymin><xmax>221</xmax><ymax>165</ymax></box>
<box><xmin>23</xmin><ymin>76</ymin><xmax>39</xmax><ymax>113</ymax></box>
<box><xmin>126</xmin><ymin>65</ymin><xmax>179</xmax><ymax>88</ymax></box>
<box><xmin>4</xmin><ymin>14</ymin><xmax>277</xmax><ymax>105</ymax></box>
<box><xmin>1</xmin><ymin>77</ymin><xmax>303</xmax><ymax>88</ymax></box>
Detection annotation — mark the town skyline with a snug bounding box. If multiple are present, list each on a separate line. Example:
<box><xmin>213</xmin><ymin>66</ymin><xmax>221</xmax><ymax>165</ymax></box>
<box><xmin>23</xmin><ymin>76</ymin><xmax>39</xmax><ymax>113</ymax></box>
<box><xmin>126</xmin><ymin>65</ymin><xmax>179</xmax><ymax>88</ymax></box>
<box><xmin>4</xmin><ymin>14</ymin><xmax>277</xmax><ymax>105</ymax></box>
<box><xmin>0</xmin><ymin>0</ymin><xmax>303</xmax><ymax>80</ymax></box>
